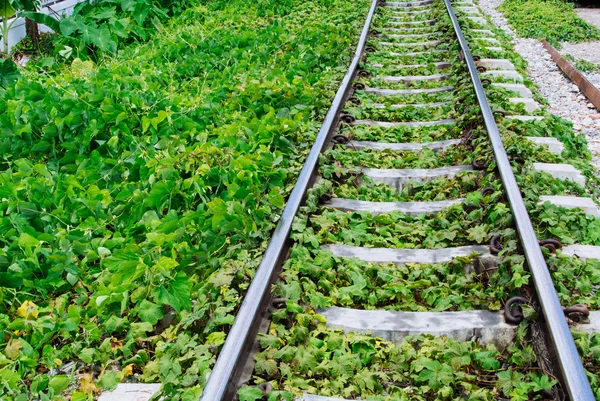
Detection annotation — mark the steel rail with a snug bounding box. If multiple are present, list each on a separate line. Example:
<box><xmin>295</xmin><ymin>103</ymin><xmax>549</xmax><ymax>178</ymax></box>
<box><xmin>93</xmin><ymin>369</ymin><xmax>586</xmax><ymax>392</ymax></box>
<box><xmin>198</xmin><ymin>0</ymin><xmax>380</xmax><ymax>399</ymax></box>
<box><xmin>442</xmin><ymin>1</ymin><xmax>595</xmax><ymax>399</ymax></box>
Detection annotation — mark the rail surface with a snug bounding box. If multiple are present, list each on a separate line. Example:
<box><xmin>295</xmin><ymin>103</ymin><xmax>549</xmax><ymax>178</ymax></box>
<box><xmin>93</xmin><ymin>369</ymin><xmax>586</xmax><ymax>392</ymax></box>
<box><xmin>198</xmin><ymin>0</ymin><xmax>381</xmax><ymax>399</ymax></box>
<box><xmin>200</xmin><ymin>0</ymin><xmax>596</xmax><ymax>400</ymax></box>
<box><xmin>442</xmin><ymin>1</ymin><xmax>595</xmax><ymax>400</ymax></box>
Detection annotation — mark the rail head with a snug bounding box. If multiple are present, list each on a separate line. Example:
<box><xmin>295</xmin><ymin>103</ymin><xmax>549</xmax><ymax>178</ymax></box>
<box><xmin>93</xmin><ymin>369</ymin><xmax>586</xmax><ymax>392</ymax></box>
<box><xmin>198</xmin><ymin>0</ymin><xmax>380</xmax><ymax>400</ymax></box>
<box><xmin>442</xmin><ymin>1</ymin><xmax>595</xmax><ymax>400</ymax></box>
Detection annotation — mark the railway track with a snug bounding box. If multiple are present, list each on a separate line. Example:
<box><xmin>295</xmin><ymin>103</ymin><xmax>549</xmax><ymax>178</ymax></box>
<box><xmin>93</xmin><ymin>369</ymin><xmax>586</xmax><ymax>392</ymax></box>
<box><xmin>199</xmin><ymin>0</ymin><xmax>600</xmax><ymax>400</ymax></box>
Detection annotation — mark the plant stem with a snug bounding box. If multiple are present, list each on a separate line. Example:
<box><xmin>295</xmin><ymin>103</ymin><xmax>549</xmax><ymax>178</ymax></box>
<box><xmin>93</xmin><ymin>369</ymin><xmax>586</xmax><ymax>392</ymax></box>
<box><xmin>2</xmin><ymin>16</ymin><xmax>7</xmax><ymax>55</ymax></box>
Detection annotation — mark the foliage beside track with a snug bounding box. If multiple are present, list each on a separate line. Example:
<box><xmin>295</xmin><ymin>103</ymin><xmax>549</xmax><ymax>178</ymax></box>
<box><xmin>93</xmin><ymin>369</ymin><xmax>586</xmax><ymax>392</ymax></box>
<box><xmin>457</xmin><ymin>5</ymin><xmax>600</xmax><ymax>396</ymax></box>
<box><xmin>0</xmin><ymin>0</ymin><xmax>371</xmax><ymax>399</ymax></box>
<box><xmin>497</xmin><ymin>0</ymin><xmax>600</xmax><ymax>47</ymax></box>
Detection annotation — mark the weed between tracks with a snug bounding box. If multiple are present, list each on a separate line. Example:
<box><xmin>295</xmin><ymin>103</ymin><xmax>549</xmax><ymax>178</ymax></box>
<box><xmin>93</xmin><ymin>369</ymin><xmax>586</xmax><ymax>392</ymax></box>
<box><xmin>459</xmin><ymin>2</ymin><xmax>600</xmax><ymax>396</ymax></box>
<box><xmin>240</xmin><ymin>2</ymin><xmax>560</xmax><ymax>400</ymax></box>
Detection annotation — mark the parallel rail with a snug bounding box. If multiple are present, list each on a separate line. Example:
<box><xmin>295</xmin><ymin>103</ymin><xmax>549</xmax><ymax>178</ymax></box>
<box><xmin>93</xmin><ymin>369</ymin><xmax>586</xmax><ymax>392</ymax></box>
<box><xmin>198</xmin><ymin>1</ymin><xmax>380</xmax><ymax>399</ymax></box>
<box><xmin>443</xmin><ymin>1</ymin><xmax>595</xmax><ymax>400</ymax></box>
<box><xmin>199</xmin><ymin>0</ymin><xmax>596</xmax><ymax>400</ymax></box>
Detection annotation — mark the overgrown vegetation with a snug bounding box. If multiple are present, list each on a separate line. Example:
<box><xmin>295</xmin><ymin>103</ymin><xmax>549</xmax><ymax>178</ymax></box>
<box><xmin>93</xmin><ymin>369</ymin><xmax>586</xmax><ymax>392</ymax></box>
<box><xmin>458</xmin><ymin>5</ymin><xmax>600</xmax><ymax>397</ymax></box>
<box><xmin>564</xmin><ymin>54</ymin><xmax>600</xmax><ymax>73</ymax></box>
<box><xmin>237</xmin><ymin>3</ymin><xmax>561</xmax><ymax>400</ymax></box>
<box><xmin>498</xmin><ymin>0</ymin><xmax>600</xmax><ymax>47</ymax></box>
<box><xmin>0</xmin><ymin>0</ymin><xmax>370</xmax><ymax>399</ymax></box>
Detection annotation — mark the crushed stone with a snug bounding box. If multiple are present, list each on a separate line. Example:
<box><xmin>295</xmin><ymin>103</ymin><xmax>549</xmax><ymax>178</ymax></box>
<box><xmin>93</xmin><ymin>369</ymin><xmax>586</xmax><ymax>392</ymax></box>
<box><xmin>477</xmin><ymin>0</ymin><xmax>600</xmax><ymax>172</ymax></box>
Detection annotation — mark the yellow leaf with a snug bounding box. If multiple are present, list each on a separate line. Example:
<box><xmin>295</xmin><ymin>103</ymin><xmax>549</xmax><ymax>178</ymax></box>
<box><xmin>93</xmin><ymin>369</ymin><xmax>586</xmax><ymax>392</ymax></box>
<box><xmin>123</xmin><ymin>364</ymin><xmax>134</xmax><ymax>377</ymax></box>
<box><xmin>110</xmin><ymin>337</ymin><xmax>122</xmax><ymax>351</ymax></box>
<box><xmin>79</xmin><ymin>373</ymin><xmax>100</xmax><ymax>395</ymax></box>
<box><xmin>4</xmin><ymin>338</ymin><xmax>23</xmax><ymax>360</ymax></box>
<box><xmin>17</xmin><ymin>300</ymin><xmax>38</xmax><ymax>319</ymax></box>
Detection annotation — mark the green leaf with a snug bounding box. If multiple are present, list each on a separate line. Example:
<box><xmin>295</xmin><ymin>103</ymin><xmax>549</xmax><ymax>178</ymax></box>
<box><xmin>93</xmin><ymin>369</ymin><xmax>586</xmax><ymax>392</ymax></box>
<box><xmin>95</xmin><ymin>24</ymin><xmax>116</xmax><ymax>52</ymax></box>
<box><xmin>237</xmin><ymin>386</ymin><xmax>263</xmax><ymax>401</ymax></box>
<box><xmin>48</xmin><ymin>375</ymin><xmax>71</xmax><ymax>394</ymax></box>
<box><xmin>156</xmin><ymin>272</ymin><xmax>192</xmax><ymax>312</ymax></box>
<box><xmin>474</xmin><ymin>351</ymin><xmax>500</xmax><ymax>370</ymax></box>
<box><xmin>206</xmin><ymin>331</ymin><xmax>226</xmax><ymax>347</ymax></box>
<box><xmin>59</xmin><ymin>18</ymin><xmax>78</xmax><ymax>36</ymax></box>
<box><xmin>0</xmin><ymin>59</ymin><xmax>20</xmax><ymax>88</ymax></box>
<box><xmin>48</xmin><ymin>375</ymin><xmax>70</xmax><ymax>394</ymax></box>
<box><xmin>0</xmin><ymin>0</ymin><xmax>15</xmax><ymax>19</ymax></box>
<box><xmin>19</xmin><ymin>11</ymin><xmax>60</xmax><ymax>32</ymax></box>
<box><xmin>137</xmin><ymin>300</ymin><xmax>163</xmax><ymax>325</ymax></box>
<box><xmin>496</xmin><ymin>369</ymin><xmax>524</xmax><ymax>395</ymax></box>
<box><xmin>417</xmin><ymin>360</ymin><xmax>453</xmax><ymax>390</ymax></box>
<box><xmin>98</xmin><ymin>371</ymin><xmax>121</xmax><ymax>391</ymax></box>
<box><xmin>467</xmin><ymin>224</ymin><xmax>488</xmax><ymax>243</ymax></box>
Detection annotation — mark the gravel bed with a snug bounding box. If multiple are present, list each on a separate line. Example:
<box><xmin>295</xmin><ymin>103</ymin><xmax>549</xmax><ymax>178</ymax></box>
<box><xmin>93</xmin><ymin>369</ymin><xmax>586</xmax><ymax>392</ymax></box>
<box><xmin>561</xmin><ymin>41</ymin><xmax>600</xmax><ymax>64</ymax></box>
<box><xmin>477</xmin><ymin>0</ymin><xmax>600</xmax><ymax>171</ymax></box>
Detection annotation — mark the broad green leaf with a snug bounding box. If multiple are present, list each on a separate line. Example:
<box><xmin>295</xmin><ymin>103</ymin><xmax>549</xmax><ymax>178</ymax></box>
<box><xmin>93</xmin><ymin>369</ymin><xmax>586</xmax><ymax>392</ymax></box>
<box><xmin>59</xmin><ymin>18</ymin><xmax>78</xmax><ymax>36</ymax></box>
<box><xmin>156</xmin><ymin>272</ymin><xmax>192</xmax><ymax>312</ymax></box>
<box><xmin>496</xmin><ymin>370</ymin><xmax>524</xmax><ymax>395</ymax></box>
<box><xmin>137</xmin><ymin>300</ymin><xmax>163</xmax><ymax>325</ymax></box>
<box><xmin>98</xmin><ymin>371</ymin><xmax>120</xmax><ymax>391</ymax></box>
<box><xmin>417</xmin><ymin>360</ymin><xmax>453</xmax><ymax>390</ymax></box>
<box><xmin>237</xmin><ymin>386</ymin><xmax>263</xmax><ymax>401</ymax></box>
<box><xmin>49</xmin><ymin>375</ymin><xmax>70</xmax><ymax>394</ymax></box>
<box><xmin>19</xmin><ymin>11</ymin><xmax>60</xmax><ymax>32</ymax></box>
<box><xmin>0</xmin><ymin>59</ymin><xmax>20</xmax><ymax>88</ymax></box>
<box><xmin>0</xmin><ymin>0</ymin><xmax>15</xmax><ymax>19</ymax></box>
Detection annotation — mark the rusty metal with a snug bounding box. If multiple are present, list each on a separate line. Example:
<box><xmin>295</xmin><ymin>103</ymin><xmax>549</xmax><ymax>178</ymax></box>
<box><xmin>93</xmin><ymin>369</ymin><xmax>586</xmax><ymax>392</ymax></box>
<box><xmin>332</xmin><ymin>134</ymin><xmax>350</xmax><ymax>144</ymax></box>
<box><xmin>562</xmin><ymin>304</ymin><xmax>590</xmax><ymax>324</ymax></box>
<box><xmin>539</xmin><ymin>239</ymin><xmax>562</xmax><ymax>254</ymax></box>
<box><xmin>512</xmin><ymin>156</ymin><xmax>525</xmax><ymax>165</ymax></box>
<box><xmin>472</xmin><ymin>159</ymin><xmax>486</xmax><ymax>170</ymax></box>
<box><xmin>340</xmin><ymin>114</ymin><xmax>356</xmax><ymax>124</ymax></box>
<box><xmin>480</xmin><ymin>186</ymin><xmax>496</xmax><ymax>197</ymax></box>
<box><xmin>542</xmin><ymin>40</ymin><xmax>600</xmax><ymax>110</ymax></box>
<box><xmin>504</xmin><ymin>296</ymin><xmax>528</xmax><ymax>324</ymax></box>
<box><xmin>528</xmin><ymin>389</ymin><xmax>555</xmax><ymax>401</ymax></box>
<box><xmin>490</xmin><ymin>234</ymin><xmax>503</xmax><ymax>254</ymax></box>
<box><xmin>258</xmin><ymin>382</ymin><xmax>273</xmax><ymax>395</ymax></box>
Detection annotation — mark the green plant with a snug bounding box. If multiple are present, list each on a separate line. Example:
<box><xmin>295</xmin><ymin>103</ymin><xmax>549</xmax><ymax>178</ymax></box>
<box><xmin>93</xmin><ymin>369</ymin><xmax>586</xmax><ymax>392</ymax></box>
<box><xmin>52</xmin><ymin>0</ymin><xmax>169</xmax><ymax>61</ymax></box>
<box><xmin>564</xmin><ymin>54</ymin><xmax>600</xmax><ymax>73</ymax></box>
<box><xmin>498</xmin><ymin>0</ymin><xmax>600</xmax><ymax>47</ymax></box>
<box><xmin>0</xmin><ymin>0</ymin><xmax>371</xmax><ymax>399</ymax></box>
<box><xmin>0</xmin><ymin>0</ymin><xmax>58</xmax><ymax>55</ymax></box>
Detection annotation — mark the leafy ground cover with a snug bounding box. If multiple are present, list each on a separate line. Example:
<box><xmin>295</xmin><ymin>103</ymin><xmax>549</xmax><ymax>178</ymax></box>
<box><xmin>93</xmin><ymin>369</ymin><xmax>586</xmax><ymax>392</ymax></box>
<box><xmin>458</xmin><ymin>4</ymin><xmax>600</xmax><ymax>396</ymax></box>
<box><xmin>277</xmin><ymin>245</ymin><xmax>507</xmax><ymax>312</ymax></box>
<box><xmin>243</xmin><ymin>312</ymin><xmax>553</xmax><ymax>400</ymax></box>
<box><xmin>332</xmin><ymin>171</ymin><xmax>488</xmax><ymax>201</ymax></box>
<box><xmin>322</xmin><ymin>146</ymin><xmax>470</xmax><ymax>169</ymax></box>
<box><xmin>343</xmin><ymin>103</ymin><xmax>453</xmax><ymax>122</ymax></box>
<box><xmin>237</xmin><ymin>3</ymin><xmax>558</xmax><ymax>400</ymax></box>
<box><xmin>497</xmin><ymin>0</ymin><xmax>600</xmax><ymax>47</ymax></box>
<box><xmin>0</xmin><ymin>0</ymin><xmax>372</xmax><ymax>399</ymax></box>
<box><xmin>564</xmin><ymin>54</ymin><xmax>600</xmax><ymax>74</ymax></box>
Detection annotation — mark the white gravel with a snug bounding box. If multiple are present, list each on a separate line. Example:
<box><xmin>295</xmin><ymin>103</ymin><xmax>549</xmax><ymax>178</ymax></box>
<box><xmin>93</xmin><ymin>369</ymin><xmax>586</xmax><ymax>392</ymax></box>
<box><xmin>477</xmin><ymin>0</ymin><xmax>600</xmax><ymax>171</ymax></box>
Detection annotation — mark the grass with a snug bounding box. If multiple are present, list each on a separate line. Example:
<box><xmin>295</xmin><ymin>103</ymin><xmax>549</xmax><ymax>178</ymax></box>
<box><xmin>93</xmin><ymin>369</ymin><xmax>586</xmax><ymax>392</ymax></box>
<box><xmin>498</xmin><ymin>0</ymin><xmax>600</xmax><ymax>47</ymax></box>
<box><xmin>564</xmin><ymin>53</ymin><xmax>600</xmax><ymax>73</ymax></box>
